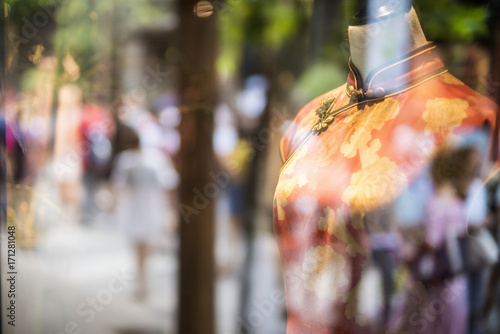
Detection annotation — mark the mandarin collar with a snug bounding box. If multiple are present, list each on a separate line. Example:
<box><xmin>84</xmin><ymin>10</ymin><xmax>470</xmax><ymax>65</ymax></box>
<box><xmin>346</xmin><ymin>42</ymin><xmax>445</xmax><ymax>102</ymax></box>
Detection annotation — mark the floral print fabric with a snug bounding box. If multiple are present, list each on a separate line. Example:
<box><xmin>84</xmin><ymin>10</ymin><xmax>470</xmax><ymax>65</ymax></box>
<box><xmin>273</xmin><ymin>44</ymin><xmax>498</xmax><ymax>333</ymax></box>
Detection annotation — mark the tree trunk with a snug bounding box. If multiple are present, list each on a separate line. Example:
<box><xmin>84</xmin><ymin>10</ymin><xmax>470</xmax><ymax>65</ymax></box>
<box><xmin>177</xmin><ymin>1</ymin><xmax>217</xmax><ymax>334</ymax></box>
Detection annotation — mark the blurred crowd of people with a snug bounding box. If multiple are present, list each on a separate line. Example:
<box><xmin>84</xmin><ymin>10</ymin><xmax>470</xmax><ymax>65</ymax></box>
<box><xmin>364</xmin><ymin>141</ymin><xmax>500</xmax><ymax>334</ymax></box>
<box><xmin>3</xmin><ymin>84</ymin><xmax>180</xmax><ymax>300</ymax></box>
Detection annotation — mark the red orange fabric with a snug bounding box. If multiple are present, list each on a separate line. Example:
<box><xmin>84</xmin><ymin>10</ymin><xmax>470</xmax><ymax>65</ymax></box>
<box><xmin>273</xmin><ymin>43</ymin><xmax>498</xmax><ymax>333</ymax></box>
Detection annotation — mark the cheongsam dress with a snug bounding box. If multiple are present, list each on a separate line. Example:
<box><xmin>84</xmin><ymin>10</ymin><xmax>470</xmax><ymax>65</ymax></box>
<box><xmin>273</xmin><ymin>42</ymin><xmax>498</xmax><ymax>333</ymax></box>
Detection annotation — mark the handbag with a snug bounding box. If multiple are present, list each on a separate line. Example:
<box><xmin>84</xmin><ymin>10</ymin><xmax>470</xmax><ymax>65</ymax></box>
<box><xmin>458</xmin><ymin>228</ymin><xmax>499</xmax><ymax>272</ymax></box>
<box><xmin>411</xmin><ymin>231</ymin><xmax>464</xmax><ymax>284</ymax></box>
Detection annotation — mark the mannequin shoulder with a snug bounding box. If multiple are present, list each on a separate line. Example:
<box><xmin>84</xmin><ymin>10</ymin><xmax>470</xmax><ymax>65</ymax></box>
<box><xmin>279</xmin><ymin>85</ymin><xmax>346</xmax><ymax>163</ymax></box>
<box><xmin>415</xmin><ymin>71</ymin><xmax>498</xmax><ymax>125</ymax></box>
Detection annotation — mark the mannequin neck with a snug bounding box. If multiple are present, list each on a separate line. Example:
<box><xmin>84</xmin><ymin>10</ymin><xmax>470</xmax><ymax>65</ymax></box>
<box><xmin>348</xmin><ymin>7</ymin><xmax>428</xmax><ymax>83</ymax></box>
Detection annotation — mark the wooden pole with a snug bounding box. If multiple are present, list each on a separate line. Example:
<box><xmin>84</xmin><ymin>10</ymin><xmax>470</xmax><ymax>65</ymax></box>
<box><xmin>491</xmin><ymin>0</ymin><xmax>500</xmax><ymax>162</ymax></box>
<box><xmin>177</xmin><ymin>1</ymin><xmax>217</xmax><ymax>333</ymax></box>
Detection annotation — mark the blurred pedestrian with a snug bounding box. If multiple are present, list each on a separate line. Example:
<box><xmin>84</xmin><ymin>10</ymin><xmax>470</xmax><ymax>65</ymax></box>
<box><xmin>413</xmin><ymin>145</ymin><xmax>480</xmax><ymax>334</ymax></box>
<box><xmin>483</xmin><ymin>178</ymin><xmax>500</xmax><ymax>324</ymax></box>
<box><xmin>364</xmin><ymin>204</ymin><xmax>401</xmax><ymax>333</ymax></box>
<box><xmin>111</xmin><ymin>132</ymin><xmax>178</xmax><ymax>300</ymax></box>
<box><xmin>465</xmin><ymin>173</ymin><xmax>489</xmax><ymax>334</ymax></box>
<box><xmin>80</xmin><ymin>104</ymin><xmax>114</xmax><ymax>224</ymax></box>
<box><xmin>54</xmin><ymin>85</ymin><xmax>84</xmax><ymax>217</ymax></box>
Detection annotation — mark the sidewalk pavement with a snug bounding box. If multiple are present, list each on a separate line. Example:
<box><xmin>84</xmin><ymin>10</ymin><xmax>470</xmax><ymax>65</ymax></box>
<box><xmin>3</xmin><ymin>223</ymin><xmax>175</xmax><ymax>334</ymax></box>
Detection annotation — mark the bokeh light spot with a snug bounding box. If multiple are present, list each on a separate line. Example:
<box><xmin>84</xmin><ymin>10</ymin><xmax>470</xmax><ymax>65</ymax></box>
<box><xmin>194</xmin><ymin>1</ymin><xmax>214</xmax><ymax>18</ymax></box>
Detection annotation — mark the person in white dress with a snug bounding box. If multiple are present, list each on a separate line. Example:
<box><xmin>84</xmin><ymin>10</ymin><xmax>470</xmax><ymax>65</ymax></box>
<box><xmin>111</xmin><ymin>132</ymin><xmax>178</xmax><ymax>300</ymax></box>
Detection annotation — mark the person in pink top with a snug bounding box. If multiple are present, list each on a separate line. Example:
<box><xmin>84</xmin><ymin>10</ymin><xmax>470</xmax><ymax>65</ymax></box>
<box><xmin>417</xmin><ymin>145</ymin><xmax>481</xmax><ymax>334</ymax></box>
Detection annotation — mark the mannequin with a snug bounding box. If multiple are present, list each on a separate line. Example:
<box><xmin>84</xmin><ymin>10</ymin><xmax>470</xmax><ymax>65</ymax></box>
<box><xmin>273</xmin><ymin>2</ymin><xmax>498</xmax><ymax>333</ymax></box>
<box><xmin>348</xmin><ymin>7</ymin><xmax>428</xmax><ymax>82</ymax></box>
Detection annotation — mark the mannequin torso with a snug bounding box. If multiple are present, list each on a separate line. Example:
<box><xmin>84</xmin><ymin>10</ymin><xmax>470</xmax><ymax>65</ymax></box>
<box><xmin>273</xmin><ymin>5</ymin><xmax>498</xmax><ymax>333</ymax></box>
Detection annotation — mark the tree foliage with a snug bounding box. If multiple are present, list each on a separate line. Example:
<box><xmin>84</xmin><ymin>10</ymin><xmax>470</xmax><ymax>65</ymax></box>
<box><xmin>416</xmin><ymin>0</ymin><xmax>489</xmax><ymax>42</ymax></box>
